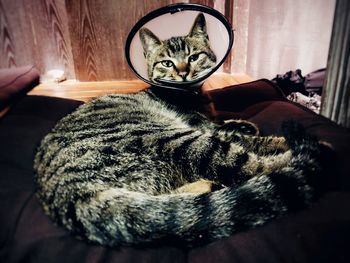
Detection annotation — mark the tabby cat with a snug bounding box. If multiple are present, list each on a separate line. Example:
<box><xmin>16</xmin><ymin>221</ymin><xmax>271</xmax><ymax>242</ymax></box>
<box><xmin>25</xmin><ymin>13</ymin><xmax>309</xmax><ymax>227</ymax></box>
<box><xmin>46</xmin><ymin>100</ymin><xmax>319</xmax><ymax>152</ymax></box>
<box><xmin>34</xmin><ymin>89</ymin><xmax>328</xmax><ymax>247</ymax></box>
<box><xmin>139</xmin><ymin>13</ymin><xmax>216</xmax><ymax>82</ymax></box>
<box><xmin>34</xmin><ymin>12</ymin><xmax>328</xmax><ymax>248</ymax></box>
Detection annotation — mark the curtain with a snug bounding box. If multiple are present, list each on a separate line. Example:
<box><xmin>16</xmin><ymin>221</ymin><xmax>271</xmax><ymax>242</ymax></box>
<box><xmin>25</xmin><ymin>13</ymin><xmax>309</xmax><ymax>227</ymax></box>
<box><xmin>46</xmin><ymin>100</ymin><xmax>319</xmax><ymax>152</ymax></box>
<box><xmin>321</xmin><ymin>0</ymin><xmax>350</xmax><ymax>128</ymax></box>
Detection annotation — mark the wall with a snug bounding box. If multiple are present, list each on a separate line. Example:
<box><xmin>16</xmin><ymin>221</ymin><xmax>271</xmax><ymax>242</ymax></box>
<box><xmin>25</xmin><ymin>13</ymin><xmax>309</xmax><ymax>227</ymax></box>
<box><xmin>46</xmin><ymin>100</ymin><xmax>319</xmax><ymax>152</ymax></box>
<box><xmin>0</xmin><ymin>0</ymin><xmax>229</xmax><ymax>81</ymax></box>
<box><xmin>0</xmin><ymin>0</ymin><xmax>336</xmax><ymax>81</ymax></box>
<box><xmin>0</xmin><ymin>0</ymin><xmax>75</xmax><ymax>78</ymax></box>
<box><xmin>244</xmin><ymin>0</ymin><xmax>336</xmax><ymax>79</ymax></box>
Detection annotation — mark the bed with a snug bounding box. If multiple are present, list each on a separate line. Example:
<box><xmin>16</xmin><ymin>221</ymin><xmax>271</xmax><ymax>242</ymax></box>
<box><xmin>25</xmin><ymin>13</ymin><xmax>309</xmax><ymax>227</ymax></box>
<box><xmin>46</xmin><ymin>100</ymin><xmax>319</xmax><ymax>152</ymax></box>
<box><xmin>1</xmin><ymin>66</ymin><xmax>349</xmax><ymax>262</ymax></box>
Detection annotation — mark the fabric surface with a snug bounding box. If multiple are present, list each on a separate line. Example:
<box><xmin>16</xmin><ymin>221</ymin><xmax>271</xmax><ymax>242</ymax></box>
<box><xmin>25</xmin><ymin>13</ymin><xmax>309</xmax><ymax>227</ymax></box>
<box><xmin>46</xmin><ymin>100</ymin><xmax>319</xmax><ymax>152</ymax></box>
<box><xmin>0</xmin><ymin>66</ymin><xmax>40</xmax><ymax>111</ymax></box>
<box><xmin>0</xmin><ymin>80</ymin><xmax>349</xmax><ymax>262</ymax></box>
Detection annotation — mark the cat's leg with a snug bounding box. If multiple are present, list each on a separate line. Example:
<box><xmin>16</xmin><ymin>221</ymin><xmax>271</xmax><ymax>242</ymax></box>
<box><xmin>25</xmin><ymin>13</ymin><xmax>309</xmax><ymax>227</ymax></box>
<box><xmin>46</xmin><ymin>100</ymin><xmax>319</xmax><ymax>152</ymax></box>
<box><xmin>148</xmin><ymin>120</ymin><xmax>312</xmax><ymax>190</ymax></box>
<box><xmin>214</xmin><ymin>129</ymin><xmax>289</xmax><ymax>155</ymax></box>
<box><xmin>151</xmin><ymin>127</ymin><xmax>291</xmax><ymax>189</ymax></box>
<box><xmin>215</xmin><ymin>148</ymin><xmax>293</xmax><ymax>186</ymax></box>
<box><xmin>185</xmin><ymin>114</ymin><xmax>275</xmax><ymax>154</ymax></box>
<box><xmin>211</xmin><ymin>121</ymin><xmax>331</xmax><ymax>187</ymax></box>
<box><xmin>232</xmin><ymin>121</ymin><xmax>333</xmax><ymax>156</ymax></box>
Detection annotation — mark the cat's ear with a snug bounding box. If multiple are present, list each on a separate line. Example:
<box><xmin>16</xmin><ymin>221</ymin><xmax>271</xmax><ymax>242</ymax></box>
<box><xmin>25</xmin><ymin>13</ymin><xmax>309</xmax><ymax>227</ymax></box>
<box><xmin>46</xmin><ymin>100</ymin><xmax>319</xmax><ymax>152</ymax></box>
<box><xmin>139</xmin><ymin>28</ymin><xmax>162</xmax><ymax>55</ymax></box>
<box><xmin>189</xmin><ymin>13</ymin><xmax>208</xmax><ymax>39</ymax></box>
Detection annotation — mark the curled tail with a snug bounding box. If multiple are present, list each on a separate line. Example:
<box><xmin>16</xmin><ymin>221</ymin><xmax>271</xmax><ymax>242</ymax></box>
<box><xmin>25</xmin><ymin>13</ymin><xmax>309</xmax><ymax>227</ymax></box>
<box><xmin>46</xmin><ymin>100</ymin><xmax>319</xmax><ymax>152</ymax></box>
<box><xmin>66</xmin><ymin>121</ymin><xmax>328</xmax><ymax>247</ymax></box>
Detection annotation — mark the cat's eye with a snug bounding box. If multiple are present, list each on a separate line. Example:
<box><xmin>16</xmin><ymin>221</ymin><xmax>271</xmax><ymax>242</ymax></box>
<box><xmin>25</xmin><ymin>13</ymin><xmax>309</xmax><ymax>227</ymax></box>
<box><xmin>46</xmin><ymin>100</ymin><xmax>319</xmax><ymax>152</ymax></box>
<box><xmin>189</xmin><ymin>54</ymin><xmax>199</xmax><ymax>63</ymax></box>
<box><xmin>161</xmin><ymin>60</ymin><xmax>174</xmax><ymax>67</ymax></box>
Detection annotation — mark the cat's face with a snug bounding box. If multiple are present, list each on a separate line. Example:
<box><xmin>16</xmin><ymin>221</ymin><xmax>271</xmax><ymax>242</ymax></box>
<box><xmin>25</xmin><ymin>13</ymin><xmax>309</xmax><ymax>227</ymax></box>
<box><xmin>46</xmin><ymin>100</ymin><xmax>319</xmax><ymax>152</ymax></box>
<box><xmin>139</xmin><ymin>13</ymin><xmax>216</xmax><ymax>83</ymax></box>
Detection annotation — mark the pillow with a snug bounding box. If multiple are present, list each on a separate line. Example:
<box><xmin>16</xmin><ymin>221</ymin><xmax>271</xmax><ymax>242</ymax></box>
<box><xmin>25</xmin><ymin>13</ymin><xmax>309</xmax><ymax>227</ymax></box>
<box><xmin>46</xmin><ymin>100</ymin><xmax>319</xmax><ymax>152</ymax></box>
<box><xmin>204</xmin><ymin>79</ymin><xmax>287</xmax><ymax>112</ymax></box>
<box><xmin>0</xmin><ymin>66</ymin><xmax>40</xmax><ymax>112</ymax></box>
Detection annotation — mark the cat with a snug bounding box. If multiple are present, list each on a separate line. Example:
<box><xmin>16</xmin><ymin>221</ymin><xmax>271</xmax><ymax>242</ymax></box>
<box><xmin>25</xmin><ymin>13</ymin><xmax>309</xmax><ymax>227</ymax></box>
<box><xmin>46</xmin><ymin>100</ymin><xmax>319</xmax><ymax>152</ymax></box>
<box><xmin>34</xmin><ymin>90</ymin><xmax>329</xmax><ymax>248</ymax></box>
<box><xmin>139</xmin><ymin>12</ymin><xmax>258</xmax><ymax>136</ymax></box>
<box><xmin>139</xmin><ymin>13</ymin><xmax>217</xmax><ymax>82</ymax></box>
<box><xmin>33</xmin><ymin>11</ymin><xmax>328</xmax><ymax>248</ymax></box>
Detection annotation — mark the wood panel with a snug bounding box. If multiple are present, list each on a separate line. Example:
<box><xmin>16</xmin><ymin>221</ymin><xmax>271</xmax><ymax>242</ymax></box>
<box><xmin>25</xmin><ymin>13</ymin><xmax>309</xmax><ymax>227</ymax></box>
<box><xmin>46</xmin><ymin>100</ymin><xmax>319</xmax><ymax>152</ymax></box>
<box><xmin>0</xmin><ymin>1</ymin><xmax>16</xmax><ymax>67</ymax></box>
<box><xmin>223</xmin><ymin>0</ymin><xmax>233</xmax><ymax>72</ymax></box>
<box><xmin>65</xmin><ymin>0</ymin><xmax>202</xmax><ymax>81</ymax></box>
<box><xmin>40</xmin><ymin>0</ymin><xmax>75</xmax><ymax>78</ymax></box>
<box><xmin>230</xmin><ymin>0</ymin><xmax>250</xmax><ymax>74</ymax></box>
<box><xmin>0</xmin><ymin>0</ymin><xmax>74</xmax><ymax>78</ymax></box>
<box><xmin>1</xmin><ymin>0</ymin><xmax>234</xmax><ymax>81</ymax></box>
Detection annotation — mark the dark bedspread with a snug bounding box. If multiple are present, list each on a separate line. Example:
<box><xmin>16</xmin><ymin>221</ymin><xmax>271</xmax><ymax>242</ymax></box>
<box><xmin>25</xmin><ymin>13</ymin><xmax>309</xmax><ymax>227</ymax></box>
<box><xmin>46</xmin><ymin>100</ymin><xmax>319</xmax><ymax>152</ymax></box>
<box><xmin>1</xmin><ymin>80</ymin><xmax>349</xmax><ymax>263</ymax></box>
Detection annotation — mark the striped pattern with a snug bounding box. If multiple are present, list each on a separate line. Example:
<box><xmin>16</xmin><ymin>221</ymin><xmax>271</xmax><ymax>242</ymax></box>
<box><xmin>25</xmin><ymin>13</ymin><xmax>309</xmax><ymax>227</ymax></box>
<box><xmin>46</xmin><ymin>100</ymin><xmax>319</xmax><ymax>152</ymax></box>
<box><xmin>34</xmin><ymin>91</ymin><xmax>326</xmax><ymax>247</ymax></box>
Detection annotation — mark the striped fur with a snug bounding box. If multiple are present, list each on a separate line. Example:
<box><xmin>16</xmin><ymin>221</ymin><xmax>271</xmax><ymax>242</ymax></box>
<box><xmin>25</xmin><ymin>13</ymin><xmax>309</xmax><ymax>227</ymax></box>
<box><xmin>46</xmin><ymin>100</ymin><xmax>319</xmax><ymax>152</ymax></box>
<box><xmin>34</xmin><ymin>90</ymin><xmax>327</xmax><ymax>247</ymax></box>
<box><xmin>139</xmin><ymin>13</ymin><xmax>216</xmax><ymax>82</ymax></box>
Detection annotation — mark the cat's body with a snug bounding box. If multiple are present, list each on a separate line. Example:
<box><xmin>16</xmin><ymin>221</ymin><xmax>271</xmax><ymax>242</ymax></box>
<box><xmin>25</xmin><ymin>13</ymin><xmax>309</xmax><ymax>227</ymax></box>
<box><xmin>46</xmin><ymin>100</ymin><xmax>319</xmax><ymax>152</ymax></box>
<box><xmin>34</xmin><ymin>89</ymin><xmax>326</xmax><ymax>247</ymax></box>
<box><xmin>34</xmin><ymin>12</ymin><xmax>327</xmax><ymax>248</ymax></box>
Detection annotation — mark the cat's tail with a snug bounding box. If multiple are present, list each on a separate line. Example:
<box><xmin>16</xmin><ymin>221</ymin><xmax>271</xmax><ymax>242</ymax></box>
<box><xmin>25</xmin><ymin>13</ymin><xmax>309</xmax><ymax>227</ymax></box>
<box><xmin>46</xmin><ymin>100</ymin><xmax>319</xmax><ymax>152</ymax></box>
<box><xmin>70</xmin><ymin>121</ymin><xmax>329</xmax><ymax>247</ymax></box>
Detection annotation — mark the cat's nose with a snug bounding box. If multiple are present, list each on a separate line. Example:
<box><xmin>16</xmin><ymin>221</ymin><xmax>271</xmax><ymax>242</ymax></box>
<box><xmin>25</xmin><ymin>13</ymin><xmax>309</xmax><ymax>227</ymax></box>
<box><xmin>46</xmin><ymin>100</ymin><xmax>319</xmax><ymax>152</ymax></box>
<box><xmin>177</xmin><ymin>63</ymin><xmax>188</xmax><ymax>79</ymax></box>
<box><xmin>179</xmin><ymin>71</ymin><xmax>188</xmax><ymax>78</ymax></box>
<box><xmin>178</xmin><ymin>71</ymin><xmax>188</xmax><ymax>81</ymax></box>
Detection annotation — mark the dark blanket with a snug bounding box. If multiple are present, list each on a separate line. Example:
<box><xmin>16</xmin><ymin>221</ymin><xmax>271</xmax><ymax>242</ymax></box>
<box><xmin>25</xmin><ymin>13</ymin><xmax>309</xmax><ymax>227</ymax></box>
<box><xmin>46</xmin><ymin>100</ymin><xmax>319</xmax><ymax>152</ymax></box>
<box><xmin>1</xmin><ymin>80</ymin><xmax>349</xmax><ymax>263</ymax></box>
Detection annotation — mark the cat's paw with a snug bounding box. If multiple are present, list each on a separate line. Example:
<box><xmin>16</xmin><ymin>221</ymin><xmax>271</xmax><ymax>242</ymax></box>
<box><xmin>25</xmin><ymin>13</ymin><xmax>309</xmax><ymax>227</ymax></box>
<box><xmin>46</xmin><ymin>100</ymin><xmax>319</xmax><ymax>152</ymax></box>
<box><xmin>220</xmin><ymin>120</ymin><xmax>259</xmax><ymax>135</ymax></box>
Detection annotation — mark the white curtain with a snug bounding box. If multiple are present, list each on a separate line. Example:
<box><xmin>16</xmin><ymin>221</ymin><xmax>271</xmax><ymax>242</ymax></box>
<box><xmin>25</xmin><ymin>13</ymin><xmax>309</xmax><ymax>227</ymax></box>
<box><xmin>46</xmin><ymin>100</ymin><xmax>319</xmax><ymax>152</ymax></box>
<box><xmin>321</xmin><ymin>0</ymin><xmax>350</xmax><ymax>128</ymax></box>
